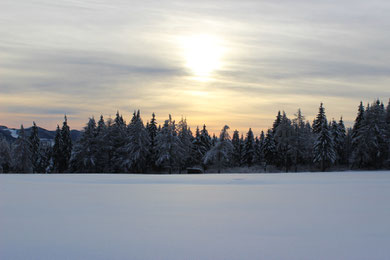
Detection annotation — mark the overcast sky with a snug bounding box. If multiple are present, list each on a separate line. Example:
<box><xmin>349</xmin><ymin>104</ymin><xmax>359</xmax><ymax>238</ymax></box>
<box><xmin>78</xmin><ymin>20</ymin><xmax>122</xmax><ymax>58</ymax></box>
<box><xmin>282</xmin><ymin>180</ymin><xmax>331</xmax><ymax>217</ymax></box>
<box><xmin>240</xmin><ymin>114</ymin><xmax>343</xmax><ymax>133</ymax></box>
<box><xmin>1</xmin><ymin>0</ymin><xmax>389</xmax><ymax>134</ymax></box>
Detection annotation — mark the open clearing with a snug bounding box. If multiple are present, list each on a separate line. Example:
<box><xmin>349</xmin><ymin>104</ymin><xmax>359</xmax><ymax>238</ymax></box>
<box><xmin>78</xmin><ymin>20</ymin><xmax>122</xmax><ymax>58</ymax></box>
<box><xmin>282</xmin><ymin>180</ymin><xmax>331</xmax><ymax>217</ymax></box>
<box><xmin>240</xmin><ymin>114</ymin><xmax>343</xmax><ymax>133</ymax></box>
<box><xmin>1</xmin><ymin>172</ymin><xmax>390</xmax><ymax>260</ymax></box>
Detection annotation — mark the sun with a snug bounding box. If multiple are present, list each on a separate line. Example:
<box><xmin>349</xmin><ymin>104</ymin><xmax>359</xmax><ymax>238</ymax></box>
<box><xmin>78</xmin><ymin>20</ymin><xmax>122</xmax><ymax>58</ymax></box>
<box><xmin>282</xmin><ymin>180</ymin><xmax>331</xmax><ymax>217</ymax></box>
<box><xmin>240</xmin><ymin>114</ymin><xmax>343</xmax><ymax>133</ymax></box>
<box><xmin>180</xmin><ymin>34</ymin><xmax>224</xmax><ymax>80</ymax></box>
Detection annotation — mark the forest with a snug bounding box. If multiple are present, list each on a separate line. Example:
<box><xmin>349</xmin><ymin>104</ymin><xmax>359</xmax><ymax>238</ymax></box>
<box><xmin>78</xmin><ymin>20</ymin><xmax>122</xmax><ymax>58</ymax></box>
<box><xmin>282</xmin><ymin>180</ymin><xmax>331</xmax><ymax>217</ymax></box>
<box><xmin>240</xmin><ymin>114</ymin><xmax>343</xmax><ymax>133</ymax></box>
<box><xmin>0</xmin><ymin>99</ymin><xmax>389</xmax><ymax>173</ymax></box>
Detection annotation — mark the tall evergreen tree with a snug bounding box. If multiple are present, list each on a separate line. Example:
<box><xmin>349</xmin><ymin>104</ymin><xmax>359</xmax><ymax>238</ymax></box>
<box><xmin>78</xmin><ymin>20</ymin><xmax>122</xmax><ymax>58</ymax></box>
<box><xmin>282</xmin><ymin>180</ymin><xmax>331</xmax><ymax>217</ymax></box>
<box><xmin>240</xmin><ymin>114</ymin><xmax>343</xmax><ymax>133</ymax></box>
<box><xmin>70</xmin><ymin>117</ymin><xmax>97</xmax><ymax>173</ymax></box>
<box><xmin>262</xmin><ymin>129</ymin><xmax>277</xmax><ymax>171</ymax></box>
<box><xmin>243</xmin><ymin>128</ymin><xmax>255</xmax><ymax>167</ymax></box>
<box><xmin>204</xmin><ymin>125</ymin><xmax>233</xmax><ymax>173</ymax></box>
<box><xmin>0</xmin><ymin>137</ymin><xmax>11</xmax><ymax>173</ymax></box>
<box><xmin>12</xmin><ymin>125</ymin><xmax>33</xmax><ymax>173</ymax></box>
<box><xmin>147</xmin><ymin>113</ymin><xmax>158</xmax><ymax>168</ymax></box>
<box><xmin>274</xmin><ymin>112</ymin><xmax>294</xmax><ymax>171</ymax></box>
<box><xmin>231</xmin><ymin>130</ymin><xmax>242</xmax><ymax>167</ymax></box>
<box><xmin>155</xmin><ymin>115</ymin><xmax>184</xmax><ymax>173</ymax></box>
<box><xmin>60</xmin><ymin>116</ymin><xmax>72</xmax><ymax>172</ymax></box>
<box><xmin>29</xmin><ymin>122</ymin><xmax>40</xmax><ymax>173</ymax></box>
<box><xmin>51</xmin><ymin>125</ymin><xmax>62</xmax><ymax>173</ymax></box>
<box><xmin>313</xmin><ymin>103</ymin><xmax>326</xmax><ymax>134</ymax></box>
<box><xmin>124</xmin><ymin>110</ymin><xmax>150</xmax><ymax>173</ymax></box>
<box><xmin>313</xmin><ymin>119</ymin><xmax>336</xmax><ymax>171</ymax></box>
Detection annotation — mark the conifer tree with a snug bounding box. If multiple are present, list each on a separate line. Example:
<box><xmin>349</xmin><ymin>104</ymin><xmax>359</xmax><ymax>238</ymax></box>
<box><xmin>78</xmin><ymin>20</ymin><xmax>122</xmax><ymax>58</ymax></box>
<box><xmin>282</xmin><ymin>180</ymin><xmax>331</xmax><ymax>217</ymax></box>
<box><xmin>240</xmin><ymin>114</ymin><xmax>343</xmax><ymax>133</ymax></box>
<box><xmin>177</xmin><ymin>117</ymin><xmax>193</xmax><ymax>171</ymax></box>
<box><xmin>203</xmin><ymin>125</ymin><xmax>233</xmax><ymax>173</ymax></box>
<box><xmin>243</xmin><ymin>128</ymin><xmax>255</xmax><ymax>167</ymax></box>
<box><xmin>262</xmin><ymin>129</ymin><xmax>277</xmax><ymax>171</ymax></box>
<box><xmin>274</xmin><ymin>112</ymin><xmax>294</xmax><ymax>171</ymax></box>
<box><xmin>29</xmin><ymin>122</ymin><xmax>40</xmax><ymax>173</ymax></box>
<box><xmin>191</xmin><ymin>126</ymin><xmax>204</xmax><ymax>166</ymax></box>
<box><xmin>272</xmin><ymin>111</ymin><xmax>282</xmax><ymax>134</ymax></box>
<box><xmin>313</xmin><ymin>103</ymin><xmax>326</xmax><ymax>134</ymax></box>
<box><xmin>70</xmin><ymin>117</ymin><xmax>97</xmax><ymax>173</ymax></box>
<box><xmin>124</xmin><ymin>110</ymin><xmax>150</xmax><ymax>173</ymax></box>
<box><xmin>147</xmin><ymin>113</ymin><xmax>158</xmax><ymax>168</ymax></box>
<box><xmin>51</xmin><ymin>125</ymin><xmax>62</xmax><ymax>172</ymax></box>
<box><xmin>313</xmin><ymin>119</ymin><xmax>336</xmax><ymax>171</ymax></box>
<box><xmin>232</xmin><ymin>130</ymin><xmax>242</xmax><ymax>167</ymax></box>
<box><xmin>60</xmin><ymin>116</ymin><xmax>72</xmax><ymax>172</ymax></box>
<box><xmin>155</xmin><ymin>115</ymin><xmax>184</xmax><ymax>173</ymax></box>
<box><xmin>12</xmin><ymin>125</ymin><xmax>33</xmax><ymax>173</ymax></box>
<box><xmin>0</xmin><ymin>137</ymin><xmax>11</xmax><ymax>173</ymax></box>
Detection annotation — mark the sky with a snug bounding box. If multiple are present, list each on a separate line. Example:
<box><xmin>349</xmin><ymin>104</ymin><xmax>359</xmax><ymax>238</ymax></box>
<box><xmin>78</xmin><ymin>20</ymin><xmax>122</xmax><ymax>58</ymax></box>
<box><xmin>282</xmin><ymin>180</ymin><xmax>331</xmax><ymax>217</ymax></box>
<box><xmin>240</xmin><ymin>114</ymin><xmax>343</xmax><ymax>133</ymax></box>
<box><xmin>1</xmin><ymin>0</ymin><xmax>390</xmax><ymax>134</ymax></box>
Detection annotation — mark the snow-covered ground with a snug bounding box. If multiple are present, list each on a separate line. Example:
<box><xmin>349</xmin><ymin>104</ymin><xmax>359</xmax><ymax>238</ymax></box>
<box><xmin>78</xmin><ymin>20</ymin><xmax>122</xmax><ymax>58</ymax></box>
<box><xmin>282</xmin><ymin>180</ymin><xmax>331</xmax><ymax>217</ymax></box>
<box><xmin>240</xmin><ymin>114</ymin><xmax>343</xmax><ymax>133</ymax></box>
<box><xmin>1</xmin><ymin>172</ymin><xmax>389</xmax><ymax>260</ymax></box>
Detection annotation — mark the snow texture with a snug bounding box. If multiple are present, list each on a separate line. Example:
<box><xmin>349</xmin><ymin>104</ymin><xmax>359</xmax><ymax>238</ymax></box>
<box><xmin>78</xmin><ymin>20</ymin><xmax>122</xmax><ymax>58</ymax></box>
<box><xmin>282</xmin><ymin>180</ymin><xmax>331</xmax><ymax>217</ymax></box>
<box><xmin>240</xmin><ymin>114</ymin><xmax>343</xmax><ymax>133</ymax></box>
<box><xmin>1</xmin><ymin>172</ymin><xmax>390</xmax><ymax>260</ymax></box>
<box><xmin>5</xmin><ymin>128</ymin><xmax>18</xmax><ymax>138</ymax></box>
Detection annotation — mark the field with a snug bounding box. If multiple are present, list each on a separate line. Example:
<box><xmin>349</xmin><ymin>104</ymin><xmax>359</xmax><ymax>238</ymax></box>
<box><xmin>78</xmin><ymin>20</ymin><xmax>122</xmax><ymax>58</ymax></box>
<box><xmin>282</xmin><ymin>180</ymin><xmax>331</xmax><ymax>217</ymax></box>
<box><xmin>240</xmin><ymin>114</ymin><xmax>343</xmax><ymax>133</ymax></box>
<box><xmin>1</xmin><ymin>172</ymin><xmax>390</xmax><ymax>260</ymax></box>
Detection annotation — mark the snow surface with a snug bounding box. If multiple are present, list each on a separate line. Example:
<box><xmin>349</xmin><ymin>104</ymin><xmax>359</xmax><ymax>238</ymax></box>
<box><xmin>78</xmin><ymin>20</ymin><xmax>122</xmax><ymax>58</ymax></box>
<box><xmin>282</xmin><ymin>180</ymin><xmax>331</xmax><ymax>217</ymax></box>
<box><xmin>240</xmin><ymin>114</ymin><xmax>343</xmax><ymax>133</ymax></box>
<box><xmin>1</xmin><ymin>172</ymin><xmax>390</xmax><ymax>260</ymax></box>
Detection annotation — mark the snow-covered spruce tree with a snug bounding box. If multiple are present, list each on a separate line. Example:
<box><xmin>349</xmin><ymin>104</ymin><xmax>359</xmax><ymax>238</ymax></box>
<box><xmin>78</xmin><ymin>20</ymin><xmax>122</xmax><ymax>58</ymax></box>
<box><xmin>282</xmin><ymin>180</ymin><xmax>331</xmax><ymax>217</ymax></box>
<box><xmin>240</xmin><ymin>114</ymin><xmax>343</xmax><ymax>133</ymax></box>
<box><xmin>351</xmin><ymin>101</ymin><xmax>369</xmax><ymax>168</ymax></box>
<box><xmin>155</xmin><ymin>115</ymin><xmax>184</xmax><ymax>174</ymax></box>
<box><xmin>254</xmin><ymin>131</ymin><xmax>265</xmax><ymax>165</ymax></box>
<box><xmin>386</xmin><ymin>100</ymin><xmax>390</xmax><ymax>167</ymax></box>
<box><xmin>36</xmin><ymin>144</ymin><xmax>52</xmax><ymax>173</ymax></box>
<box><xmin>243</xmin><ymin>128</ymin><xmax>255</xmax><ymax>167</ymax></box>
<box><xmin>0</xmin><ymin>137</ymin><xmax>11</xmax><ymax>173</ymax></box>
<box><xmin>123</xmin><ymin>110</ymin><xmax>150</xmax><ymax>173</ymax></box>
<box><xmin>364</xmin><ymin>100</ymin><xmax>387</xmax><ymax>168</ymax></box>
<box><xmin>313</xmin><ymin>119</ymin><xmax>336</xmax><ymax>171</ymax></box>
<box><xmin>203</xmin><ymin>125</ymin><xmax>233</xmax><ymax>173</ymax></box>
<box><xmin>70</xmin><ymin>117</ymin><xmax>97</xmax><ymax>173</ymax></box>
<box><xmin>191</xmin><ymin>126</ymin><xmax>203</xmax><ymax>165</ymax></box>
<box><xmin>330</xmin><ymin>118</ymin><xmax>346</xmax><ymax>165</ymax></box>
<box><xmin>94</xmin><ymin>115</ymin><xmax>109</xmax><ymax>172</ymax></box>
<box><xmin>29</xmin><ymin>122</ymin><xmax>40</xmax><ymax>173</ymax></box>
<box><xmin>274</xmin><ymin>112</ymin><xmax>294</xmax><ymax>172</ymax></box>
<box><xmin>177</xmin><ymin>117</ymin><xmax>194</xmax><ymax>171</ymax></box>
<box><xmin>272</xmin><ymin>111</ymin><xmax>282</xmax><ymax>134</ymax></box>
<box><xmin>313</xmin><ymin>102</ymin><xmax>326</xmax><ymax>134</ymax></box>
<box><xmin>262</xmin><ymin>129</ymin><xmax>277</xmax><ymax>172</ymax></box>
<box><xmin>108</xmin><ymin>111</ymin><xmax>128</xmax><ymax>173</ymax></box>
<box><xmin>291</xmin><ymin>109</ymin><xmax>309</xmax><ymax>171</ymax></box>
<box><xmin>51</xmin><ymin>125</ymin><xmax>62</xmax><ymax>172</ymax></box>
<box><xmin>60</xmin><ymin>116</ymin><xmax>72</xmax><ymax>172</ymax></box>
<box><xmin>12</xmin><ymin>125</ymin><xmax>33</xmax><ymax>173</ymax></box>
<box><xmin>231</xmin><ymin>130</ymin><xmax>242</xmax><ymax>167</ymax></box>
<box><xmin>147</xmin><ymin>113</ymin><xmax>158</xmax><ymax>169</ymax></box>
<box><xmin>200</xmin><ymin>124</ymin><xmax>212</xmax><ymax>153</ymax></box>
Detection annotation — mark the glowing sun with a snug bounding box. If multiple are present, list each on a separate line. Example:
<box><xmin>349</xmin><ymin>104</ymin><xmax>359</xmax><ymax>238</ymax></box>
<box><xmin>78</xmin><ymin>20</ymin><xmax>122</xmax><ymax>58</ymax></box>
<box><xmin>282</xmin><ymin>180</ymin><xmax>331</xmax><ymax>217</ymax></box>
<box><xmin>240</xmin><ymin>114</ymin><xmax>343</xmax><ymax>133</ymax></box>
<box><xmin>180</xmin><ymin>34</ymin><xmax>224</xmax><ymax>80</ymax></box>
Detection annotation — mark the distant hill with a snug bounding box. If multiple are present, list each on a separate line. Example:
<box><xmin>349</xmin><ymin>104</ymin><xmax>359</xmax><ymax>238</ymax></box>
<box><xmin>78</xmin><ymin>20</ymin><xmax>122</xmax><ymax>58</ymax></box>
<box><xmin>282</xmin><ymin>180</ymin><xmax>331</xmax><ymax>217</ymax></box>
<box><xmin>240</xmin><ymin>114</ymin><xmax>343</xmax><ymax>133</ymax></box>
<box><xmin>0</xmin><ymin>125</ymin><xmax>82</xmax><ymax>144</ymax></box>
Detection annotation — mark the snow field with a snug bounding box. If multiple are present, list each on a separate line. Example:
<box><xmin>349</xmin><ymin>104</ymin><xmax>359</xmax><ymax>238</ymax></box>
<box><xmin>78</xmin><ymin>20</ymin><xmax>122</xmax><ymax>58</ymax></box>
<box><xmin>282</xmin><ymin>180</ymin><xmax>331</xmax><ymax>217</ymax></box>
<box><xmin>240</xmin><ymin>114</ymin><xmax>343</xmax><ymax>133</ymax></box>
<box><xmin>1</xmin><ymin>172</ymin><xmax>390</xmax><ymax>260</ymax></box>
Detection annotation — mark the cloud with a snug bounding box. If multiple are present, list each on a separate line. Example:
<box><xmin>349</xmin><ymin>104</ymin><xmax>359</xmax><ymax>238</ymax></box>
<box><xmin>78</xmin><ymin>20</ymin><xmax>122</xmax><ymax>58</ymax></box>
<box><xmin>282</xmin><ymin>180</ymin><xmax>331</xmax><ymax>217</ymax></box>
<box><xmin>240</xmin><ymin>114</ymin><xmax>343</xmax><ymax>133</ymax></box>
<box><xmin>0</xmin><ymin>0</ymin><xmax>389</xmax><ymax>133</ymax></box>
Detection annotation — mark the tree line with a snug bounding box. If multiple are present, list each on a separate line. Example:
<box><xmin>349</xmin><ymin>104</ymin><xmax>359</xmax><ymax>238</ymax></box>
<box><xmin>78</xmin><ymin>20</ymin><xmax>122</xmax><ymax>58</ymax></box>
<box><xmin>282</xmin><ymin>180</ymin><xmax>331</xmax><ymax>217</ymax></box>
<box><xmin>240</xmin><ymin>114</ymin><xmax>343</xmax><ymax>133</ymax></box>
<box><xmin>0</xmin><ymin>99</ymin><xmax>389</xmax><ymax>173</ymax></box>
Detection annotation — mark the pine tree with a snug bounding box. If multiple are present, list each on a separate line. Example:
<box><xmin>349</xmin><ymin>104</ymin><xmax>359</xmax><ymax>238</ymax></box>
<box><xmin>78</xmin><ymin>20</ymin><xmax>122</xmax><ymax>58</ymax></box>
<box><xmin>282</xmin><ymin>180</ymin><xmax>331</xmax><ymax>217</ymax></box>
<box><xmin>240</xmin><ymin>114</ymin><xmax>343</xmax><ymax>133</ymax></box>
<box><xmin>177</xmin><ymin>117</ymin><xmax>193</xmax><ymax>171</ymax></box>
<box><xmin>254</xmin><ymin>131</ymin><xmax>265</xmax><ymax>165</ymax></box>
<box><xmin>203</xmin><ymin>125</ymin><xmax>233</xmax><ymax>173</ymax></box>
<box><xmin>60</xmin><ymin>115</ymin><xmax>72</xmax><ymax>172</ymax></box>
<box><xmin>274</xmin><ymin>112</ymin><xmax>294</xmax><ymax>171</ymax></box>
<box><xmin>313</xmin><ymin>103</ymin><xmax>326</xmax><ymax>134</ymax></box>
<box><xmin>243</xmin><ymin>128</ymin><xmax>255</xmax><ymax>167</ymax></box>
<box><xmin>0</xmin><ymin>137</ymin><xmax>11</xmax><ymax>173</ymax></box>
<box><xmin>29</xmin><ymin>122</ymin><xmax>40</xmax><ymax>173</ymax></box>
<box><xmin>351</xmin><ymin>102</ymin><xmax>368</xmax><ymax>168</ymax></box>
<box><xmin>272</xmin><ymin>111</ymin><xmax>282</xmax><ymax>134</ymax></box>
<box><xmin>12</xmin><ymin>125</ymin><xmax>33</xmax><ymax>173</ymax></box>
<box><xmin>124</xmin><ymin>110</ymin><xmax>150</xmax><ymax>173</ymax></box>
<box><xmin>95</xmin><ymin>115</ymin><xmax>109</xmax><ymax>172</ymax></box>
<box><xmin>262</xmin><ymin>129</ymin><xmax>277</xmax><ymax>171</ymax></box>
<box><xmin>70</xmin><ymin>117</ymin><xmax>97</xmax><ymax>173</ymax></box>
<box><xmin>51</xmin><ymin>125</ymin><xmax>62</xmax><ymax>173</ymax></box>
<box><xmin>191</xmin><ymin>126</ymin><xmax>204</xmax><ymax>166</ymax></box>
<box><xmin>147</xmin><ymin>113</ymin><xmax>158</xmax><ymax>168</ymax></box>
<box><xmin>155</xmin><ymin>115</ymin><xmax>184</xmax><ymax>174</ymax></box>
<box><xmin>231</xmin><ymin>130</ymin><xmax>242</xmax><ymax>167</ymax></box>
<box><xmin>108</xmin><ymin>111</ymin><xmax>128</xmax><ymax>172</ymax></box>
<box><xmin>313</xmin><ymin>119</ymin><xmax>336</xmax><ymax>171</ymax></box>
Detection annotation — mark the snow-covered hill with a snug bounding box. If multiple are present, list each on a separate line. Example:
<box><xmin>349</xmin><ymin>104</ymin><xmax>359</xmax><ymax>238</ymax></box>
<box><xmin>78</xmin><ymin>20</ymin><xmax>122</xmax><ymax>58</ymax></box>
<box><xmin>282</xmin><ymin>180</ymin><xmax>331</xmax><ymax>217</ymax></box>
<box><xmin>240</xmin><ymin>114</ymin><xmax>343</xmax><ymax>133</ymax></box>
<box><xmin>0</xmin><ymin>125</ymin><xmax>81</xmax><ymax>143</ymax></box>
